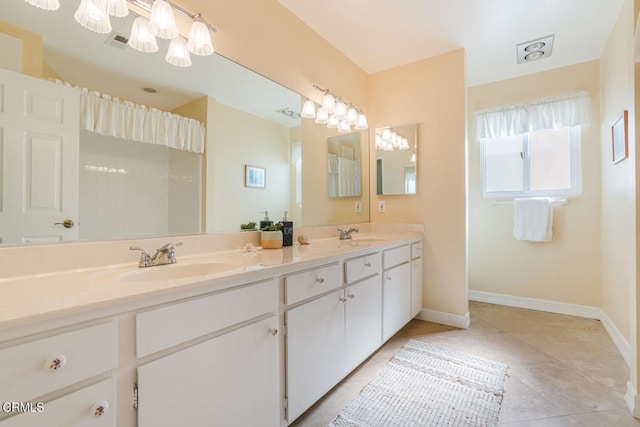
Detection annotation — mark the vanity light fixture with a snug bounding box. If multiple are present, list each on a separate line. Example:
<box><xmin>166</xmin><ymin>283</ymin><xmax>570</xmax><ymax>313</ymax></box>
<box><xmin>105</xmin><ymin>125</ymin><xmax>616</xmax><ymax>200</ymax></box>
<box><xmin>301</xmin><ymin>85</ymin><xmax>369</xmax><ymax>132</ymax></box>
<box><xmin>24</xmin><ymin>0</ymin><xmax>59</xmax><ymax>11</ymax></box>
<box><xmin>24</xmin><ymin>0</ymin><xmax>217</xmax><ymax>68</ymax></box>
<box><xmin>376</xmin><ymin>127</ymin><xmax>409</xmax><ymax>151</ymax></box>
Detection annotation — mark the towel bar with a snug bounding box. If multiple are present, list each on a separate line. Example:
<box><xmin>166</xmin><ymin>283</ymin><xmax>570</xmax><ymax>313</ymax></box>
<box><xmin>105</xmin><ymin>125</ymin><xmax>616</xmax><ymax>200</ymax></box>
<box><xmin>491</xmin><ymin>198</ymin><xmax>568</xmax><ymax>206</ymax></box>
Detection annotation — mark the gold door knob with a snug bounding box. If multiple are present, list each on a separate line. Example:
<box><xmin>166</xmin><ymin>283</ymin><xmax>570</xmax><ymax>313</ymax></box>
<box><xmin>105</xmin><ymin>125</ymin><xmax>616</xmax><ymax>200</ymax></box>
<box><xmin>54</xmin><ymin>219</ymin><xmax>75</xmax><ymax>229</ymax></box>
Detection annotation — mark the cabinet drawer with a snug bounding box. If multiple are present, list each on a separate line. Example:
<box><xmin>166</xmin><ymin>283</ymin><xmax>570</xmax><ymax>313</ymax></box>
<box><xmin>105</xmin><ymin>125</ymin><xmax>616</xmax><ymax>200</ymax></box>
<box><xmin>137</xmin><ymin>279</ymin><xmax>278</xmax><ymax>357</ymax></box>
<box><xmin>383</xmin><ymin>245</ymin><xmax>411</xmax><ymax>269</ymax></box>
<box><xmin>0</xmin><ymin>322</ymin><xmax>117</xmax><ymax>404</ymax></box>
<box><xmin>411</xmin><ymin>242</ymin><xmax>423</xmax><ymax>259</ymax></box>
<box><xmin>286</xmin><ymin>264</ymin><xmax>341</xmax><ymax>305</ymax></box>
<box><xmin>345</xmin><ymin>252</ymin><xmax>381</xmax><ymax>284</ymax></box>
<box><xmin>0</xmin><ymin>378</ymin><xmax>115</xmax><ymax>427</ymax></box>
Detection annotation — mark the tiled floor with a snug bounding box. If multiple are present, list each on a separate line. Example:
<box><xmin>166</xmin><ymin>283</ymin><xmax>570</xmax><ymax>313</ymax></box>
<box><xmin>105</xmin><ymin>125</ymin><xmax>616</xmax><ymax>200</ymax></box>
<box><xmin>291</xmin><ymin>301</ymin><xmax>640</xmax><ymax>426</ymax></box>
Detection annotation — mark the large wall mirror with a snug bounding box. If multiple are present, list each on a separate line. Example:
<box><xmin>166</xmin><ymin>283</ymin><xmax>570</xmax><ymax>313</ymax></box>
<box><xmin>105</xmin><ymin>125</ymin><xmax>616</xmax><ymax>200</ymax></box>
<box><xmin>327</xmin><ymin>132</ymin><xmax>361</xmax><ymax>197</ymax></box>
<box><xmin>0</xmin><ymin>1</ymin><xmax>369</xmax><ymax>245</ymax></box>
<box><xmin>375</xmin><ymin>123</ymin><xmax>417</xmax><ymax>195</ymax></box>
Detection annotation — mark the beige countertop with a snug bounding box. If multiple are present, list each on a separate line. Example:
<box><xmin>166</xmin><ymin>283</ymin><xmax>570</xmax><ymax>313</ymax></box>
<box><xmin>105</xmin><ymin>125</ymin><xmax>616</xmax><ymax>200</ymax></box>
<box><xmin>0</xmin><ymin>232</ymin><xmax>422</xmax><ymax>330</ymax></box>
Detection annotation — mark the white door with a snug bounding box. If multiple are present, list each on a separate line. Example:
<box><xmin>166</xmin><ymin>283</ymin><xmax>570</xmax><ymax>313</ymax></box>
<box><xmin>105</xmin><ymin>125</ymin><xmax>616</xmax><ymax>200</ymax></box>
<box><xmin>0</xmin><ymin>68</ymin><xmax>80</xmax><ymax>244</ymax></box>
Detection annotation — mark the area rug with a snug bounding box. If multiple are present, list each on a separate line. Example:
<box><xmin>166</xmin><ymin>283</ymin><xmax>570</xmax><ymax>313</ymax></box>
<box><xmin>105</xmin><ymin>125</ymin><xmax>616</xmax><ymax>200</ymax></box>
<box><xmin>328</xmin><ymin>340</ymin><xmax>508</xmax><ymax>427</ymax></box>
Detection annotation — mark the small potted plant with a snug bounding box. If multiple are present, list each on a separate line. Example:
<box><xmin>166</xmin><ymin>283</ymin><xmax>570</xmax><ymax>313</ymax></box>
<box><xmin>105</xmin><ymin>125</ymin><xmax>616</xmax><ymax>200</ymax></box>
<box><xmin>240</xmin><ymin>221</ymin><xmax>257</xmax><ymax>231</ymax></box>
<box><xmin>261</xmin><ymin>222</ymin><xmax>283</xmax><ymax>249</ymax></box>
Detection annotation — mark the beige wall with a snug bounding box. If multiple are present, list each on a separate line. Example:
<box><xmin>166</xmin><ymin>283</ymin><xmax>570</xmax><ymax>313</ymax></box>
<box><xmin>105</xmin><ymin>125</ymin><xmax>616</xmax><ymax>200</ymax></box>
<box><xmin>467</xmin><ymin>62</ymin><xmax>602</xmax><ymax>307</ymax></box>
<box><xmin>369</xmin><ymin>50</ymin><xmax>468</xmax><ymax>316</ymax></box>
<box><xmin>601</xmin><ymin>0</ymin><xmax>636</xmax><ymax>351</ymax></box>
<box><xmin>0</xmin><ymin>21</ymin><xmax>42</xmax><ymax>78</ymax></box>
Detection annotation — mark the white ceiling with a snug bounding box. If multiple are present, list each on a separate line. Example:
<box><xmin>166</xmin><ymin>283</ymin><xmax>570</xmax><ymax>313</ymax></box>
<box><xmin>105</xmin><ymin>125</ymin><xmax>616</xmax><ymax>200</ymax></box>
<box><xmin>278</xmin><ymin>0</ymin><xmax>627</xmax><ymax>86</ymax></box>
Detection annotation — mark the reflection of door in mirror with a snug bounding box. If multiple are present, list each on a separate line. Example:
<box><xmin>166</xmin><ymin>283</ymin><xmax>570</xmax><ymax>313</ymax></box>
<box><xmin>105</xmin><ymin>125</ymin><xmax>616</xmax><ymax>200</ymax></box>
<box><xmin>375</xmin><ymin>123</ymin><xmax>417</xmax><ymax>195</ymax></box>
<box><xmin>327</xmin><ymin>132</ymin><xmax>361</xmax><ymax>197</ymax></box>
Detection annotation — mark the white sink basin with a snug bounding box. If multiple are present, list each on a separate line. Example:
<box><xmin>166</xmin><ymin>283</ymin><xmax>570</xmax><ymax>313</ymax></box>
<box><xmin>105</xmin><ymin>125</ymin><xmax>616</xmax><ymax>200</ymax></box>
<box><xmin>119</xmin><ymin>262</ymin><xmax>240</xmax><ymax>282</ymax></box>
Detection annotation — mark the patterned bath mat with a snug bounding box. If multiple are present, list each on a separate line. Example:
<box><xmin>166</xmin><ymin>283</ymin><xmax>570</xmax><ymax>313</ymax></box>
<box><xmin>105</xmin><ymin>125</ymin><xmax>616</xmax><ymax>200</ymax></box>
<box><xmin>328</xmin><ymin>340</ymin><xmax>508</xmax><ymax>427</ymax></box>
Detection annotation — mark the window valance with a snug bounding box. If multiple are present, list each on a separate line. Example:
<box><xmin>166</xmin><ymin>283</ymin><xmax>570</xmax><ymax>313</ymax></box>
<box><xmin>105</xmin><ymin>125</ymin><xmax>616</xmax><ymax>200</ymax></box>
<box><xmin>473</xmin><ymin>92</ymin><xmax>591</xmax><ymax>140</ymax></box>
<box><xmin>52</xmin><ymin>80</ymin><xmax>205</xmax><ymax>154</ymax></box>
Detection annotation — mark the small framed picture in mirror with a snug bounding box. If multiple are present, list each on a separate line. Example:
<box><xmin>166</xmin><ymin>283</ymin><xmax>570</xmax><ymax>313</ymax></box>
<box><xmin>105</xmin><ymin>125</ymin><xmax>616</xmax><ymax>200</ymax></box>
<box><xmin>245</xmin><ymin>165</ymin><xmax>266</xmax><ymax>188</ymax></box>
<box><xmin>612</xmin><ymin>110</ymin><xmax>628</xmax><ymax>164</ymax></box>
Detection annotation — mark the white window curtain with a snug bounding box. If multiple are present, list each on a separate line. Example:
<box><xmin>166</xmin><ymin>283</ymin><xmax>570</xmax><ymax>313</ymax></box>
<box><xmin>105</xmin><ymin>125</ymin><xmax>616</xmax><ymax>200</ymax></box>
<box><xmin>473</xmin><ymin>92</ymin><xmax>591</xmax><ymax>140</ymax></box>
<box><xmin>53</xmin><ymin>80</ymin><xmax>205</xmax><ymax>153</ymax></box>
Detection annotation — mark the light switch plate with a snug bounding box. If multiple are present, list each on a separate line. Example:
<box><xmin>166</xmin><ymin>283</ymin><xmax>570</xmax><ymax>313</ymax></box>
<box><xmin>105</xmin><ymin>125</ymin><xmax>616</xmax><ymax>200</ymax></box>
<box><xmin>378</xmin><ymin>200</ymin><xmax>386</xmax><ymax>213</ymax></box>
<box><xmin>355</xmin><ymin>201</ymin><xmax>362</xmax><ymax>213</ymax></box>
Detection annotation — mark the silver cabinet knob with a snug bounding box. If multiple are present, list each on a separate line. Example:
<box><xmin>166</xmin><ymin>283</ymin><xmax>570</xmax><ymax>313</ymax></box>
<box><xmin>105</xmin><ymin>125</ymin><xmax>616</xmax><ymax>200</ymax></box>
<box><xmin>364</xmin><ymin>262</ymin><xmax>372</xmax><ymax>267</ymax></box>
<box><xmin>348</xmin><ymin>294</ymin><xmax>355</xmax><ymax>299</ymax></box>
<box><xmin>316</xmin><ymin>277</ymin><xmax>325</xmax><ymax>284</ymax></box>
<box><xmin>268</xmin><ymin>328</ymin><xmax>278</xmax><ymax>336</ymax></box>
<box><xmin>339</xmin><ymin>297</ymin><xmax>348</xmax><ymax>304</ymax></box>
<box><xmin>385</xmin><ymin>274</ymin><xmax>392</xmax><ymax>280</ymax></box>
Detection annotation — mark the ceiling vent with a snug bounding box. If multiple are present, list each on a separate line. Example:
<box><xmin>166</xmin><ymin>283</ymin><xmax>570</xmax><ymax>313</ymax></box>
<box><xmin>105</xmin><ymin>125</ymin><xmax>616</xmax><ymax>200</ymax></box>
<box><xmin>276</xmin><ymin>107</ymin><xmax>301</xmax><ymax>119</ymax></box>
<box><xmin>517</xmin><ymin>35</ymin><xmax>554</xmax><ymax>64</ymax></box>
<box><xmin>104</xmin><ymin>32</ymin><xmax>129</xmax><ymax>50</ymax></box>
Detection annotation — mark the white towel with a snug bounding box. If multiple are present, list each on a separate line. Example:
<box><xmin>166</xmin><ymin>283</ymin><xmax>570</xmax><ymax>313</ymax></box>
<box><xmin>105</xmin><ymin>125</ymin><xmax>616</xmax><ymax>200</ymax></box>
<box><xmin>513</xmin><ymin>198</ymin><xmax>553</xmax><ymax>242</ymax></box>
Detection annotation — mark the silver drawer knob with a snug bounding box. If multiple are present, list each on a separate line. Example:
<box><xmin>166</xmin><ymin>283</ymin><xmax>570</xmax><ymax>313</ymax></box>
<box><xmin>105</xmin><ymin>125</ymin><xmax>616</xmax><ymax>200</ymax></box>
<box><xmin>316</xmin><ymin>277</ymin><xmax>325</xmax><ymax>284</ymax></box>
<box><xmin>45</xmin><ymin>354</ymin><xmax>67</xmax><ymax>372</ymax></box>
<box><xmin>268</xmin><ymin>328</ymin><xmax>278</xmax><ymax>336</ymax></box>
<box><xmin>339</xmin><ymin>297</ymin><xmax>348</xmax><ymax>304</ymax></box>
<box><xmin>91</xmin><ymin>401</ymin><xmax>109</xmax><ymax>418</ymax></box>
<box><xmin>364</xmin><ymin>262</ymin><xmax>372</xmax><ymax>267</ymax></box>
<box><xmin>348</xmin><ymin>294</ymin><xmax>355</xmax><ymax>299</ymax></box>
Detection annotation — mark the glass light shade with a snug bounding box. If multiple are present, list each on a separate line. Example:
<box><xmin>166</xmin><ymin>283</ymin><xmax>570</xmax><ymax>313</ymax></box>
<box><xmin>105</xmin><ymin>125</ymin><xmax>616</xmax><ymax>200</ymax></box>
<box><xmin>315</xmin><ymin>107</ymin><xmax>328</xmax><ymax>124</ymax></box>
<box><xmin>74</xmin><ymin>0</ymin><xmax>112</xmax><ymax>34</ymax></box>
<box><xmin>334</xmin><ymin>99</ymin><xmax>347</xmax><ymax>119</ymax></box>
<box><xmin>149</xmin><ymin>0</ymin><xmax>179</xmax><ymax>40</ymax></box>
<box><xmin>166</xmin><ymin>36</ymin><xmax>192</xmax><ymax>67</ymax></box>
<box><xmin>375</xmin><ymin>134</ymin><xmax>382</xmax><ymax>149</ymax></box>
<box><xmin>382</xmin><ymin>128</ymin><xmax>391</xmax><ymax>139</ymax></box>
<box><xmin>187</xmin><ymin>20</ymin><xmax>214</xmax><ymax>56</ymax></box>
<box><xmin>24</xmin><ymin>0</ymin><xmax>60</xmax><ymax>11</ymax></box>
<box><xmin>301</xmin><ymin>100</ymin><xmax>316</xmax><ymax>119</ymax></box>
<box><xmin>107</xmin><ymin>0</ymin><xmax>128</xmax><ymax>17</ymax></box>
<box><xmin>322</xmin><ymin>92</ymin><xmax>336</xmax><ymax>114</ymax></box>
<box><xmin>355</xmin><ymin>112</ymin><xmax>369</xmax><ymax>130</ymax></box>
<box><xmin>411</xmin><ymin>152</ymin><xmax>416</xmax><ymax>162</ymax></box>
<box><xmin>327</xmin><ymin>114</ymin><xmax>339</xmax><ymax>129</ymax></box>
<box><xmin>128</xmin><ymin>17</ymin><xmax>158</xmax><ymax>53</ymax></box>
<box><xmin>337</xmin><ymin>120</ymin><xmax>351</xmax><ymax>133</ymax></box>
<box><xmin>346</xmin><ymin>106</ymin><xmax>358</xmax><ymax>125</ymax></box>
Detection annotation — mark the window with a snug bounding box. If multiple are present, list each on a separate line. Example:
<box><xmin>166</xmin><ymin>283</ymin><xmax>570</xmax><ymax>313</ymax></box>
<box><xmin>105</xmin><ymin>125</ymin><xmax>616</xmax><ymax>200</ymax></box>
<box><xmin>481</xmin><ymin>127</ymin><xmax>581</xmax><ymax>198</ymax></box>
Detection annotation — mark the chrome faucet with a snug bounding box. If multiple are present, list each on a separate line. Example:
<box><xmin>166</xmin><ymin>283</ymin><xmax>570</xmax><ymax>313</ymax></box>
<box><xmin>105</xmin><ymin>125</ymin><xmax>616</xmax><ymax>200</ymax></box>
<box><xmin>338</xmin><ymin>227</ymin><xmax>359</xmax><ymax>240</ymax></box>
<box><xmin>129</xmin><ymin>242</ymin><xmax>183</xmax><ymax>268</ymax></box>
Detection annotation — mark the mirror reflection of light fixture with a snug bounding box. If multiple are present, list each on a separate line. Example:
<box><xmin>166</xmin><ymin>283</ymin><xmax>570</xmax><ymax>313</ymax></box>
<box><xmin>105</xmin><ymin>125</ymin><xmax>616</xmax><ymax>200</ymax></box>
<box><xmin>107</xmin><ymin>0</ymin><xmax>128</xmax><ymax>17</ymax></box>
<box><xmin>74</xmin><ymin>0</ymin><xmax>112</xmax><ymax>34</ymax></box>
<box><xmin>24</xmin><ymin>0</ymin><xmax>59</xmax><ymax>11</ymax></box>
<box><xmin>128</xmin><ymin>16</ymin><xmax>158</xmax><ymax>52</ymax></box>
<box><xmin>376</xmin><ymin>127</ymin><xmax>410</xmax><ymax>151</ymax></box>
<box><xmin>302</xmin><ymin>85</ymin><xmax>368</xmax><ymax>131</ymax></box>
<box><xmin>148</xmin><ymin>0</ymin><xmax>178</xmax><ymax>39</ymax></box>
<box><xmin>166</xmin><ymin>36</ymin><xmax>192</xmax><ymax>67</ymax></box>
<box><xmin>25</xmin><ymin>0</ymin><xmax>218</xmax><ymax>68</ymax></box>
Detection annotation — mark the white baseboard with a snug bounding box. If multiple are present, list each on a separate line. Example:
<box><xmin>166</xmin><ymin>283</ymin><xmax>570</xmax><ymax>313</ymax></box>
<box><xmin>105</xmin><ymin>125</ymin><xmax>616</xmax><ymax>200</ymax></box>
<box><xmin>416</xmin><ymin>309</ymin><xmax>470</xmax><ymax>329</ymax></box>
<box><xmin>625</xmin><ymin>381</ymin><xmax>640</xmax><ymax>418</ymax></box>
<box><xmin>468</xmin><ymin>290</ymin><xmax>630</xmax><ymax>366</ymax></box>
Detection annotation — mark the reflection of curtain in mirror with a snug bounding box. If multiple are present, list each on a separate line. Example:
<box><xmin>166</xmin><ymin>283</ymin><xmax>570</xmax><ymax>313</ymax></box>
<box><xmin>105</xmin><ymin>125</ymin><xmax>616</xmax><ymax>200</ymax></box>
<box><xmin>328</xmin><ymin>153</ymin><xmax>339</xmax><ymax>197</ymax></box>
<box><xmin>292</xmin><ymin>143</ymin><xmax>302</xmax><ymax>206</ymax></box>
<box><xmin>338</xmin><ymin>158</ymin><xmax>360</xmax><ymax>196</ymax></box>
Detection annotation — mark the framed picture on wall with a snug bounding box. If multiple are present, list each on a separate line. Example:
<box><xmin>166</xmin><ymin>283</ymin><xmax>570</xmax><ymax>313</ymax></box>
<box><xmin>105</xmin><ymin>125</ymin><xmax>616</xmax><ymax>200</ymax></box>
<box><xmin>245</xmin><ymin>165</ymin><xmax>266</xmax><ymax>189</ymax></box>
<box><xmin>612</xmin><ymin>110</ymin><xmax>628</xmax><ymax>164</ymax></box>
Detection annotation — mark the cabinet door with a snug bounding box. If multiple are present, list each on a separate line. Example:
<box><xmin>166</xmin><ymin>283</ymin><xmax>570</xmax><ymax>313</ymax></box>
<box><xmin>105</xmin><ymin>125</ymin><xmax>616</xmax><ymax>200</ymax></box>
<box><xmin>411</xmin><ymin>258</ymin><xmax>423</xmax><ymax>318</ymax></box>
<box><xmin>137</xmin><ymin>316</ymin><xmax>280</xmax><ymax>427</ymax></box>
<box><xmin>286</xmin><ymin>289</ymin><xmax>345</xmax><ymax>423</ymax></box>
<box><xmin>383</xmin><ymin>263</ymin><xmax>411</xmax><ymax>341</ymax></box>
<box><xmin>344</xmin><ymin>276</ymin><xmax>382</xmax><ymax>373</ymax></box>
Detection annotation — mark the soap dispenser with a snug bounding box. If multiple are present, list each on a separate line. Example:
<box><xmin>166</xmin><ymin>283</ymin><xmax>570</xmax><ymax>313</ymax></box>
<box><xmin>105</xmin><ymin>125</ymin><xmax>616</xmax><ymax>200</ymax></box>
<box><xmin>259</xmin><ymin>211</ymin><xmax>273</xmax><ymax>230</ymax></box>
<box><xmin>282</xmin><ymin>211</ymin><xmax>293</xmax><ymax>246</ymax></box>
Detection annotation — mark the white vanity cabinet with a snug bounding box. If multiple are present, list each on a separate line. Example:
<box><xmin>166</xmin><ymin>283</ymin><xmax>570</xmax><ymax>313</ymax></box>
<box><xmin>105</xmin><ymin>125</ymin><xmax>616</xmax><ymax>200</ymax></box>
<box><xmin>0</xmin><ymin>322</ymin><xmax>118</xmax><ymax>426</ymax></box>
<box><xmin>411</xmin><ymin>241</ymin><xmax>424</xmax><ymax>317</ymax></box>
<box><xmin>382</xmin><ymin>245</ymin><xmax>412</xmax><ymax>341</ymax></box>
<box><xmin>136</xmin><ymin>279</ymin><xmax>280</xmax><ymax>427</ymax></box>
<box><xmin>286</xmin><ymin>256</ymin><xmax>382</xmax><ymax>423</ymax></box>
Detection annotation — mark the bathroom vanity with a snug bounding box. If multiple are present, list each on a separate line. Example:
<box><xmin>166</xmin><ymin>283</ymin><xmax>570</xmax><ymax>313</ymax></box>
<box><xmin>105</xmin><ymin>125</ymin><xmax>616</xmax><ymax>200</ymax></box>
<box><xmin>0</xmin><ymin>226</ymin><xmax>423</xmax><ymax>426</ymax></box>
